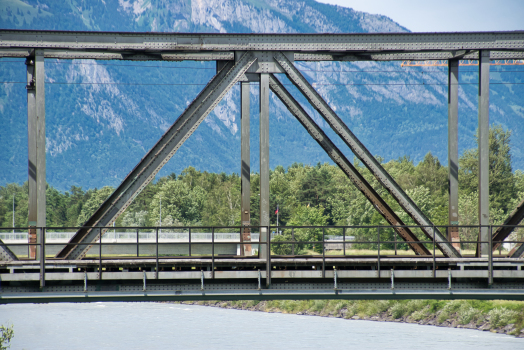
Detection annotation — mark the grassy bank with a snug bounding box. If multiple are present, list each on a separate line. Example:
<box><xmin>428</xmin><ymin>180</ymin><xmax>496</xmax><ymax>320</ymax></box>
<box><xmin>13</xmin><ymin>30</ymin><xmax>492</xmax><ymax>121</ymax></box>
<box><xmin>178</xmin><ymin>299</ymin><xmax>524</xmax><ymax>337</ymax></box>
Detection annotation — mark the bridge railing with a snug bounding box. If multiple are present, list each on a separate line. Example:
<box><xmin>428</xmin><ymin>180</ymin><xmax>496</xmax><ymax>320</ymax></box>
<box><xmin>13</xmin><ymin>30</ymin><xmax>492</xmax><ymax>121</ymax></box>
<box><xmin>2</xmin><ymin>224</ymin><xmax>524</xmax><ymax>259</ymax></box>
<box><xmin>2</xmin><ymin>224</ymin><xmax>524</xmax><ymax>287</ymax></box>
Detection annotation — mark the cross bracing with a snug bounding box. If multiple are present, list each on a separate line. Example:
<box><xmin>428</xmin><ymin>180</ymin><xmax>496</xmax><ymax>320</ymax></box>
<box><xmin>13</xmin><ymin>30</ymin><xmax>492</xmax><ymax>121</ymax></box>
<box><xmin>1</xmin><ymin>29</ymin><xmax>524</xmax><ymax>263</ymax></box>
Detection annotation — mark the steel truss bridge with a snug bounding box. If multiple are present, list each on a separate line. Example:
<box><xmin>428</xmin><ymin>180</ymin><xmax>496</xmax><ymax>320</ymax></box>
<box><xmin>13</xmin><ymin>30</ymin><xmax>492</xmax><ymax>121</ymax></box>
<box><xmin>1</xmin><ymin>30</ymin><xmax>524</xmax><ymax>303</ymax></box>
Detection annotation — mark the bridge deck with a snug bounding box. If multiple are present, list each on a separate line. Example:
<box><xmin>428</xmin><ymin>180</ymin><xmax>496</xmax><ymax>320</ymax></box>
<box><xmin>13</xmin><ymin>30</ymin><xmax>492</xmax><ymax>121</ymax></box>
<box><xmin>2</xmin><ymin>257</ymin><xmax>524</xmax><ymax>303</ymax></box>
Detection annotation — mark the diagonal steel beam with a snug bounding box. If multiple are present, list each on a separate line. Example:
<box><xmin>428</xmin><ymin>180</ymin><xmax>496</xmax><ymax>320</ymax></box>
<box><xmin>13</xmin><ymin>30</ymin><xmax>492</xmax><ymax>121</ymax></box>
<box><xmin>510</xmin><ymin>242</ymin><xmax>524</xmax><ymax>258</ymax></box>
<box><xmin>492</xmin><ymin>197</ymin><xmax>524</xmax><ymax>257</ymax></box>
<box><xmin>56</xmin><ymin>52</ymin><xmax>258</xmax><ymax>260</ymax></box>
<box><xmin>273</xmin><ymin>51</ymin><xmax>461</xmax><ymax>258</ymax></box>
<box><xmin>269</xmin><ymin>74</ymin><xmax>430</xmax><ymax>256</ymax></box>
<box><xmin>0</xmin><ymin>239</ymin><xmax>17</xmax><ymax>261</ymax></box>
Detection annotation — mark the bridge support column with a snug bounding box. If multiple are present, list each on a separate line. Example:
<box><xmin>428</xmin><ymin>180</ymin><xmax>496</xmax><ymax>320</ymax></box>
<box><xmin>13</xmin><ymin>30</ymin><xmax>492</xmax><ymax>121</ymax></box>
<box><xmin>259</xmin><ymin>73</ymin><xmax>270</xmax><ymax>269</ymax></box>
<box><xmin>448</xmin><ymin>60</ymin><xmax>460</xmax><ymax>251</ymax></box>
<box><xmin>478</xmin><ymin>50</ymin><xmax>490</xmax><ymax>257</ymax></box>
<box><xmin>27</xmin><ymin>50</ymin><xmax>45</xmax><ymax>260</ymax></box>
<box><xmin>26</xmin><ymin>55</ymin><xmax>37</xmax><ymax>259</ymax></box>
<box><xmin>240</xmin><ymin>81</ymin><xmax>252</xmax><ymax>256</ymax></box>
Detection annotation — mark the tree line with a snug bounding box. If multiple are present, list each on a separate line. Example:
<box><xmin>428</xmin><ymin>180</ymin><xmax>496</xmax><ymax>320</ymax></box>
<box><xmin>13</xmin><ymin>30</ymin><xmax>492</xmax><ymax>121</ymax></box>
<box><xmin>1</xmin><ymin>126</ymin><xmax>523</xmax><ymax>249</ymax></box>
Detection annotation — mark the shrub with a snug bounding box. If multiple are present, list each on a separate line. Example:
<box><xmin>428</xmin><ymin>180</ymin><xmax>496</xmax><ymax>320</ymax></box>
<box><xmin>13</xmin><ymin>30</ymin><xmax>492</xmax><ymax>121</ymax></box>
<box><xmin>404</xmin><ymin>300</ymin><xmax>427</xmax><ymax>317</ymax></box>
<box><xmin>437</xmin><ymin>311</ymin><xmax>450</xmax><ymax>324</ymax></box>
<box><xmin>411</xmin><ymin>306</ymin><xmax>430</xmax><ymax>321</ymax></box>
<box><xmin>488</xmin><ymin>307</ymin><xmax>518</xmax><ymax>328</ymax></box>
<box><xmin>310</xmin><ymin>300</ymin><xmax>328</xmax><ymax>313</ymax></box>
<box><xmin>370</xmin><ymin>300</ymin><xmax>393</xmax><ymax>314</ymax></box>
<box><xmin>390</xmin><ymin>302</ymin><xmax>405</xmax><ymax>319</ymax></box>
<box><xmin>442</xmin><ymin>300</ymin><xmax>464</xmax><ymax>313</ymax></box>
<box><xmin>457</xmin><ymin>307</ymin><xmax>484</xmax><ymax>325</ymax></box>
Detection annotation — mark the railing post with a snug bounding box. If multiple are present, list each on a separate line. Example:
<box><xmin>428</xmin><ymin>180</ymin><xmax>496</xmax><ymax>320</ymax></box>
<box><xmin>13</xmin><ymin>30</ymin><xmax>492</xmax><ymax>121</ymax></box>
<box><xmin>212</xmin><ymin>227</ymin><xmax>215</xmax><ymax>279</ymax></box>
<box><xmin>322</xmin><ymin>227</ymin><xmax>325</xmax><ymax>278</ymax></box>
<box><xmin>266</xmin><ymin>225</ymin><xmax>271</xmax><ymax>287</ymax></box>
<box><xmin>291</xmin><ymin>227</ymin><xmax>295</xmax><ymax>256</ymax></box>
<box><xmin>98</xmin><ymin>228</ymin><xmax>102</xmax><ymax>281</ymax></box>
<box><xmin>39</xmin><ymin>227</ymin><xmax>45</xmax><ymax>288</ymax></box>
<box><xmin>433</xmin><ymin>225</ymin><xmax>436</xmax><ymax>278</ymax></box>
<box><xmin>136</xmin><ymin>228</ymin><xmax>139</xmax><ymax>257</ymax></box>
<box><xmin>156</xmin><ymin>227</ymin><xmax>159</xmax><ymax>280</ymax></box>
<box><xmin>377</xmin><ymin>226</ymin><xmax>380</xmax><ymax>278</ymax></box>
<box><xmin>394</xmin><ymin>230</ymin><xmax>397</xmax><ymax>256</ymax></box>
<box><xmin>488</xmin><ymin>225</ymin><xmax>493</xmax><ymax>285</ymax></box>
<box><xmin>343</xmin><ymin>227</ymin><xmax>346</xmax><ymax>256</ymax></box>
<box><xmin>188</xmin><ymin>227</ymin><xmax>192</xmax><ymax>257</ymax></box>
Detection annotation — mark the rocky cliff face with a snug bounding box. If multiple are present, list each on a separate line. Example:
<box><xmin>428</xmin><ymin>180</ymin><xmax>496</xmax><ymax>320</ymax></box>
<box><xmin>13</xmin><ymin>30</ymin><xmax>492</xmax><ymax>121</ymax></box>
<box><xmin>0</xmin><ymin>0</ymin><xmax>522</xmax><ymax>191</ymax></box>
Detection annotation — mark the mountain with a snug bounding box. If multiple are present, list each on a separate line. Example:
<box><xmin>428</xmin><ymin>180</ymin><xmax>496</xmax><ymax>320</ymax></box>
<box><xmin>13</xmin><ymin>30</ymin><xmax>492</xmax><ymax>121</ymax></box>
<box><xmin>1</xmin><ymin>0</ymin><xmax>523</xmax><ymax>192</ymax></box>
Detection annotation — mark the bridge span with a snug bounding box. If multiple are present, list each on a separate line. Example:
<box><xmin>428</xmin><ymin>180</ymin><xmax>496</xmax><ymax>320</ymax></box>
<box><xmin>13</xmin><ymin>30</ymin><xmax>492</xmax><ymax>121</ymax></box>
<box><xmin>1</xmin><ymin>225</ymin><xmax>523</xmax><ymax>304</ymax></box>
<box><xmin>2</xmin><ymin>30</ymin><xmax>524</xmax><ymax>302</ymax></box>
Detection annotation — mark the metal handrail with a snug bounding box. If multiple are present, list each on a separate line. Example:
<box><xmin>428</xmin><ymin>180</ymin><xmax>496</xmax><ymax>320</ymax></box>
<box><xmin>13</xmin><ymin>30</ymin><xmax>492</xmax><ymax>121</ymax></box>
<box><xmin>3</xmin><ymin>224</ymin><xmax>524</xmax><ymax>290</ymax></box>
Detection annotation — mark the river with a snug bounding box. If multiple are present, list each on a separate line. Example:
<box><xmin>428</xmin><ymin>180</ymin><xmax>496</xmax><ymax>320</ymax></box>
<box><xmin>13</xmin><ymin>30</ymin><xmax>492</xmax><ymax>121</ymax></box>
<box><xmin>0</xmin><ymin>302</ymin><xmax>523</xmax><ymax>349</ymax></box>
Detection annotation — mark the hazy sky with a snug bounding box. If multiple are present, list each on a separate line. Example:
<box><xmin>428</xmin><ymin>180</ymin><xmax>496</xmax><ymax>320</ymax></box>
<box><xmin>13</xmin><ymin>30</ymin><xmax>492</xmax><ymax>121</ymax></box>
<box><xmin>316</xmin><ymin>0</ymin><xmax>524</xmax><ymax>32</ymax></box>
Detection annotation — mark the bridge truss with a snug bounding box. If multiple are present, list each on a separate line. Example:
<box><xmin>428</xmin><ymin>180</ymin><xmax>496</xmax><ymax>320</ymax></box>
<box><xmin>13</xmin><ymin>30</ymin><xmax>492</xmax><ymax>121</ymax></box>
<box><xmin>1</xmin><ymin>30</ymin><xmax>524</xmax><ymax>302</ymax></box>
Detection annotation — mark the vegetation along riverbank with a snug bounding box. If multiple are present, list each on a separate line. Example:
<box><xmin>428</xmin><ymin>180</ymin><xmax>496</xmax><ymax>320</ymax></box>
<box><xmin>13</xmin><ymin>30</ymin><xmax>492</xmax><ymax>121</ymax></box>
<box><xmin>173</xmin><ymin>299</ymin><xmax>524</xmax><ymax>337</ymax></box>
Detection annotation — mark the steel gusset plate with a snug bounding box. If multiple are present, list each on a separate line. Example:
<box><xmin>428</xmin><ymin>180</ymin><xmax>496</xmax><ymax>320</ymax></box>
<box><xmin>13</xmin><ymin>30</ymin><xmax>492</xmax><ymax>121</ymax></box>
<box><xmin>0</xmin><ymin>239</ymin><xmax>17</xmax><ymax>261</ymax></box>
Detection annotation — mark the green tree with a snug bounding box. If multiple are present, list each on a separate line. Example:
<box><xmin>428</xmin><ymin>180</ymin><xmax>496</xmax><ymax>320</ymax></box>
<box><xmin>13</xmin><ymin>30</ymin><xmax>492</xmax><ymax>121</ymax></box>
<box><xmin>286</xmin><ymin>205</ymin><xmax>329</xmax><ymax>254</ymax></box>
<box><xmin>150</xmin><ymin>179</ymin><xmax>206</xmax><ymax>226</ymax></box>
<box><xmin>76</xmin><ymin>186</ymin><xmax>115</xmax><ymax>226</ymax></box>
<box><xmin>460</xmin><ymin>125</ymin><xmax>515</xmax><ymax>213</ymax></box>
<box><xmin>0</xmin><ymin>324</ymin><xmax>14</xmax><ymax>350</ymax></box>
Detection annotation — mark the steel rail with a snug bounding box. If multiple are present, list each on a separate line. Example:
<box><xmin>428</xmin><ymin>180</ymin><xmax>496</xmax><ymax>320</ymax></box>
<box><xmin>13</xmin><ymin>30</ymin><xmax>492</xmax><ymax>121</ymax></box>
<box><xmin>56</xmin><ymin>52</ymin><xmax>257</xmax><ymax>260</ymax></box>
<box><xmin>268</xmin><ymin>74</ymin><xmax>430</xmax><ymax>255</ymax></box>
<box><xmin>273</xmin><ymin>51</ymin><xmax>461</xmax><ymax>258</ymax></box>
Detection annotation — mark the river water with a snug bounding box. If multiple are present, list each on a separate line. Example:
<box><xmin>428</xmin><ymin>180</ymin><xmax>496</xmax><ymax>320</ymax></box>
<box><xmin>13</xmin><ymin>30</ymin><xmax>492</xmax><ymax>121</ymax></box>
<box><xmin>0</xmin><ymin>302</ymin><xmax>523</xmax><ymax>349</ymax></box>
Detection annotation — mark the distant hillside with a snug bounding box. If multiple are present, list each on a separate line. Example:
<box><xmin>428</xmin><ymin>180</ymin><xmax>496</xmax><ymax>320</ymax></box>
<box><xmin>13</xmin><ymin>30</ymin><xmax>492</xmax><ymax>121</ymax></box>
<box><xmin>0</xmin><ymin>0</ymin><xmax>523</xmax><ymax>191</ymax></box>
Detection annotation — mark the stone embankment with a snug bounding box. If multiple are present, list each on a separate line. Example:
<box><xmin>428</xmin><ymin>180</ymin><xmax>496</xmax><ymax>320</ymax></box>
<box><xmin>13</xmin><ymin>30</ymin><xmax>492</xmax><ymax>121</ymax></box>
<box><xmin>173</xmin><ymin>300</ymin><xmax>524</xmax><ymax>338</ymax></box>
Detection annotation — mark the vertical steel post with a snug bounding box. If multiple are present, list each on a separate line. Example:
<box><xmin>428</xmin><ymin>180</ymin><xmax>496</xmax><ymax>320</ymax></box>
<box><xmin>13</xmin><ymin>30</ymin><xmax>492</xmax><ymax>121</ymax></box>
<box><xmin>35</xmin><ymin>50</ymin><xmax>46</xmax><ymax>246</ymax></box>
<box><xmin>26</xmin><ymin>56</ymin><xmax>37</xmax><ymax>259</ymax></box>
<box><xmin>433</xmin><ymin>225</ymin><xmax>436</xmax><ymax>278</ymax></box>
<box><xmin>188</xmin><ymin>227</ymin><xmax>192</xmax><ymax>257</ymax></box>
<box><xmin>259</xmin><ymin>73</ymin><xmax>270</xmax><ymax>263</ymax></box>
<box><xmin>136</xmin><ymin>228</ymin><xmax>139</xmax><ymax>257</ymax></box>
<box><xmin>448</xmin><ymin>60</ymin><xmax>460</xmax><ymax>250</ymax></box>
<box><xmin>489</xmin><ymin>225</ymin><xmax>493</xmax><ymax>285</ymax></box>
<box><xmin>241</xmin><ymin>81</ymin><xmax>252</xmax><ymax>256</ymax></box>
<box><xmin>478</xmin><ymin>50</ymin><xmax>490</xmax><ymax>257</ymax></box>
<box><xmin>292</xmin><ymin>227</ymin><xmax>295</xmax><ymax>255</ymax></box>
<box><xmin>212</xmin><ymin>227</ymin><xmax>215</xmax><ymax>279</ymax></box>
<box><xmin>39</xmin><ymin>227</ymin><xmax>45</xmax><ymax>288</ymax></box>
<box><xmin>156</xmin><ymin>227</ymin><xmax>159</xmax><ymax>279</ymax></box>
<box><xmin>98</xmin><ymin>228</ymin><xmax>102</xmax><ymax>280</ymax></box>
<box><xmin>343</xmin><ymin>227</ymin><xmax>346</xmax><ymax>256</ymax></box>
<box><xmin>266</xmin><ymin>225</ymin><xmax>271</xmax><ymax>287</ymax></box>
<box><xmin>322</xmin><ymin>227</ymin><xmax>325</xmax><ymax>278</ymax></box>
<box><xmin>394</xmin><ymin>230</ymin><xmax>397</xmax><ymax>256</ymax></box>
<box><xmin>377</xmin><ymin>226</ymin><xmax>380</xmax><ymax>277</ymax></box>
